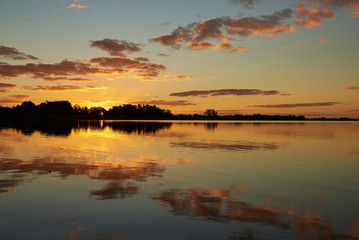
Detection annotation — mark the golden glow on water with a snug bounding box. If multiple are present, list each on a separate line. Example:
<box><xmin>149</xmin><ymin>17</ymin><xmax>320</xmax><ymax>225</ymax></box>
<box><xmin>0</xmin><ymin>121</ymin><xmax>358</xmax><ymax>239</ymax></box>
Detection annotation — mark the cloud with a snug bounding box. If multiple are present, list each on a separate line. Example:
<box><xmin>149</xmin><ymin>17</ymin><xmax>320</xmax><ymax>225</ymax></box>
<box><xmin>43</xmin><ymin>77</ymin><xmax>96</xmax><ymax>82</ymax></box>
<box><xmin>294</xmin><ymin>0</ymin><xmax>359</xmax><ymax>28</ymax></box>
<box><xmin>157</xmin><ymin>53</ymin><xmax>170</xmax><ymax>57</ymax></box>
<box><xmin>90</xmin><ymin>56</ymin><xmax>166</xmax><ymax>79</ymax></box>
<box><xmin>90</xmin><ymin>39</ymin><xmax>142</xmax><ymax>56</ymax></box>
<box><xmin>0</xmin><ymin>60</ymin><xmax>105</xmax><ymax>78</ymax></box>
<box><xmin>0</xmin><ymin>83</ymin><xmax>16</xmax><ymax>92</ymax></box>
<box><xmin>228</xmin><ymin>0</ymin><xmax>262</xmax><ymax>9</ymax></box>
<box><xmin>23</xmin><ymin>85</ymin><xmax>107</xmax><ymax>91</ymax></box>
<box><xmin>169</xmin><ymin>89</ymin><xmax>289</xmax><ymax>97</ymax></box>
<box><xmin>9</xmin><ymin>95</ymin><xmax>29</xmax><ymax>100</ymax></box>
<box><xmin>231</xmin><ymin>46</ymin><xmax>252</xmax><ymax>52</ymax></box>
<box><xmin>0</xmin><ymin>93</ymin><xmax>29</xmax><ymax>104</ymax></box>
<box><xmin>0</xmin><ymin>98</ymin><xmax>21</xmax><ymax>104</ymax></box>
<box><xmin>345</xmin><ymin>86</ymin><xmax>359</xmax><ymax>90</ymax></box>
<box><xmin>249</xmin><ymin>102</ymin><xmax>341</xmax><ymax>108</ymax></box>
<box><xmin>151</xmin><ymin>9</ymin><xmax>296</xmax><ymax>52</ymax></box>
<box><xmin>0</xmin><ymin>56</ymin><xmax>167</xmax><ymax>81</ymax></box>
<box><xmin>294</xmin><ymin>1</ymin><xmax>336</xmax><ymax>28</ymax></box>
<box><xmin>0</xmin><ymin>45</ymin><xmax>38</xmax><ymax>60</ymax></box>
<box><xmin>131</xmin><ymin>100</ymin><xmax>195</xmax><ymax>106</ymax></box>
<box><xmin>320</xmin><ymin>38</ymin><xmax>329</xmax><ymax>42</ymax></box>
<box><xmin>66</xmin><ymin>3</ymin><xmax>91</xmax><ymax>9</ymax></box>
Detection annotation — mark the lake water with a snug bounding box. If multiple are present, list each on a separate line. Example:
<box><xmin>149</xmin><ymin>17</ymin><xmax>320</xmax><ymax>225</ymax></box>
<box><xmin>0</xmin><ymin>120</ymin><xmax>358</xmax><ymax>240</ymax></box>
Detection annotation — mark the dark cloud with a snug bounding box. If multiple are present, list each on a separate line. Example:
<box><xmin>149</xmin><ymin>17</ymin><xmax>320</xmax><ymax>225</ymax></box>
<box><xmin>23</xmin><ymin>85</ymin><xmax>106</xmax><ymax>91</ymax></box>
<box><xmin>157</xmin><ymin>53</ymin><xmax>170</xmax><ymax>57</ymax></box>
<box><xmin>345</xmin><ymin>86</ymin><xmax>359</xmax><ymax>90</ymax></box>
<box><xmin>0</xmin><ymin>56</ymin><xmax>165</xmax><ymax>80</ymax></box>
<box><xmin>151</xmin><ymin>9</ymin><xmax>296</xmax><ymax>51</ymax></box>
<box><xmin>0</xmin><ymin>83</ymin><xmax>16</xmax><ymax>92</ymax></box>
<box><xmin>90</xmin><ymin>39</ymin><xmax>142</xmax><ymax>56</ymax></box>
<box><xmin>0</xmin><ymin>45</ymin><xmax>38</xmax><ymax>61</ymax></box>
<box><xmin>169</xmin><ymin>89</ymin><xmax>289</xmax><ymax>97</ymax></box>
<box><xmin>132</xmin><ymin>100</ymin><xmax>195</xmax><ymax>106</ymax></box>
<box><xmin>0</xmin><ymin>60</ymin><xmax>105</xmax><ymax>78</ymax></box>
<box><xmin>250</xmin><ymin>102</ymin><xmax>341</xmax><ymax>108</ymax></box>
<box><xmin>228</xmin><ymin>0</ymin><xmax>262</xmax><ymax>9</ymax></box>
<box><xmin>9</xmin><ymin>95</ymin><xmax>29</xmax><ymax>100</ymax></box>
<box><xmin>43</xmin><ymin>77</ymin><xmax>96</xmax><ymax>82</ymax></box>
<box><xmin>90</xmin><ymin>56</ymin><xmax>166</xmax><ymax>79</ymax></box>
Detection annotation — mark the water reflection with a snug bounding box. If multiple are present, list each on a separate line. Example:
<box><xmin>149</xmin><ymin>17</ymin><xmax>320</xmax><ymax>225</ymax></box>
<box><xmin>170</xmin><ymin>141</ymin><xmax>280</xmax><ymax>152</ymax></box>
<box><xmin>0</xmin><ymin>157</ymin><xmax>164</xmax><ymax>199</ymax></box>
<box><xmin>0</xmin><ymin>121</ymin><xmax>358</xmax><ymax>239</ymax></box>
<box><xmin>0</xmin><ymin>119</ymin><xmax>173</xmax><ymax>136</ymax></box>
<box><xmin>153</xmin><ymin>187</ymin><xmax>359</xmax><ymax>239</ymax></box>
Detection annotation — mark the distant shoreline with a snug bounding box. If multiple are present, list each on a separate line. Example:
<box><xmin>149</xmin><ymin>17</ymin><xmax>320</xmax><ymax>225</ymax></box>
<box><xmin>0</xmin><ymin>115</ymin><xmax>358</xmax><ymax>121</ymax></box>
<box><xmin>1</xmin><ymin>100</ymin><xmax>358</xmax><ymax>121</ymax></box>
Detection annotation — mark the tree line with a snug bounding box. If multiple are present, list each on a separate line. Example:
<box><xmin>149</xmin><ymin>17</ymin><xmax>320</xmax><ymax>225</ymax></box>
<box><xmin>1</xmin><ymin>100</ymin><xmax>355</xmax><ymax>120</ymax></box>
<box><xmin>0</xmin><ymin>100</ymin><xmax>172</xmax><ymax>119</ymax></box>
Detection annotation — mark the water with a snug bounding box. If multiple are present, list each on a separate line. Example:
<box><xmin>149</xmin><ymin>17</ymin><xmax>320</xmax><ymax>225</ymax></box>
<box><xmin>0</xmin><ymin>120</ymin><xmax>358</xmax><ymax>240</ymax></box>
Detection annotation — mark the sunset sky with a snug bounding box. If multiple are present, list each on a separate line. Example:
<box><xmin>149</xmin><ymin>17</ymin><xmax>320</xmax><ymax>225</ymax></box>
<box><xmin>0</xmin><ymin>0</ymin><xmax>358</xmax><ymax>117</ymax></box>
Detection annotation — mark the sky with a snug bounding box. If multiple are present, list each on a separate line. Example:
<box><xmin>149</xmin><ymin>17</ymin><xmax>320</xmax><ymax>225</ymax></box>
<box><xmin>0</xmin><ymin>0</ymin><xmax>358</xmax><ymax>117</ymax></box>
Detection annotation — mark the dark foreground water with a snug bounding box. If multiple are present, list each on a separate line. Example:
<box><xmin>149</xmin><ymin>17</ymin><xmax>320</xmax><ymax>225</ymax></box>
<box><xmin>0</xmin><ymin>120</ymin><xmax>358</xmax><ymax>240</ymax></box>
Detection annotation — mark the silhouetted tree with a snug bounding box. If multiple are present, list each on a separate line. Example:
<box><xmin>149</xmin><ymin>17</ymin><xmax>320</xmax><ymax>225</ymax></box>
<box><xmin>204</xmin><ymin>109</ymin><xmax>218</xmax><ymax>118</ymax></box>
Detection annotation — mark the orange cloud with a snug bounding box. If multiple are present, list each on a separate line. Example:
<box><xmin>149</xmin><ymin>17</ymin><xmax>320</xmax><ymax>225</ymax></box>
<box><xmin>0</xmin><ymin>83</ymin><xmax>16</xmax><ymax>92</ymax></box>
<box><xmin>320</xmin><ymin>38</ymin><xmax>329</xmax><ymax>42</ymax></box>
<box><xmin>231</xmin><ymin>46</ymin><xmax>251</xmax><ymax>52</ymax></box>
<box><xmin>0</xmin><ymin>95</ymin><xmax>29</xmax><ymax>104</ymax></box>
<box><xmin>345</xmin><ymin>86</ymin><xmax>359</xmax><ymax>90</ymax></box>
<box><xmin>187</xmin><ymin>41</ymin><xmax>215</xmax><ymax>50</ymax></box>
<box><xmin>294</xmin><ymin>1</ymin><xmax>336</xmax><ymax>28</ymax></box>
<box><xmin>151</xmin><ymin>9</ymin><xmax>295</xmax><ymax>52</ymax></box>
<box><xmin>66</xmin><ymin>3</ymin><xmax>91</xmax><ymax>9</ymax></box>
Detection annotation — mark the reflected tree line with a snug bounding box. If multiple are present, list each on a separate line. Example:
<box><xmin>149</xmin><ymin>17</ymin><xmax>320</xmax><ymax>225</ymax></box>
<box><xmin>0</xmin><ymin>100</ymin><xmax>338</xmax><ymax>120</ymax></box>
<box><xmin>0</xmin><ymin>119</ymin><xmax>173</xmax><ymax>136</ymax></box>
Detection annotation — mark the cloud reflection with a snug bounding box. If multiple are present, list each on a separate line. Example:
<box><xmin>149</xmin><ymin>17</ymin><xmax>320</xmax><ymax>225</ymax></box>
<box><xmin>153</xmin><ymin>187</ymin><xmax>359</xmax><ymax>239</ymax></box>
<box><xmin>170</xmin><ymin>140</ymin><xmax>280</xmax><ymax>152</ymax></box>
<box><xmin>0</xmin><ymin>157</ymin><xmax>165</xmax><ymax>199</ymax></box>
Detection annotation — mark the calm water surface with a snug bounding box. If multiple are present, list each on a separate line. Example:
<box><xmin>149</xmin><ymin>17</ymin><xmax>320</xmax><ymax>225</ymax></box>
<box><xmin>0</xmin><ymin>121</ymin><xmax>358</xmax><ymax>240</ymax></box>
